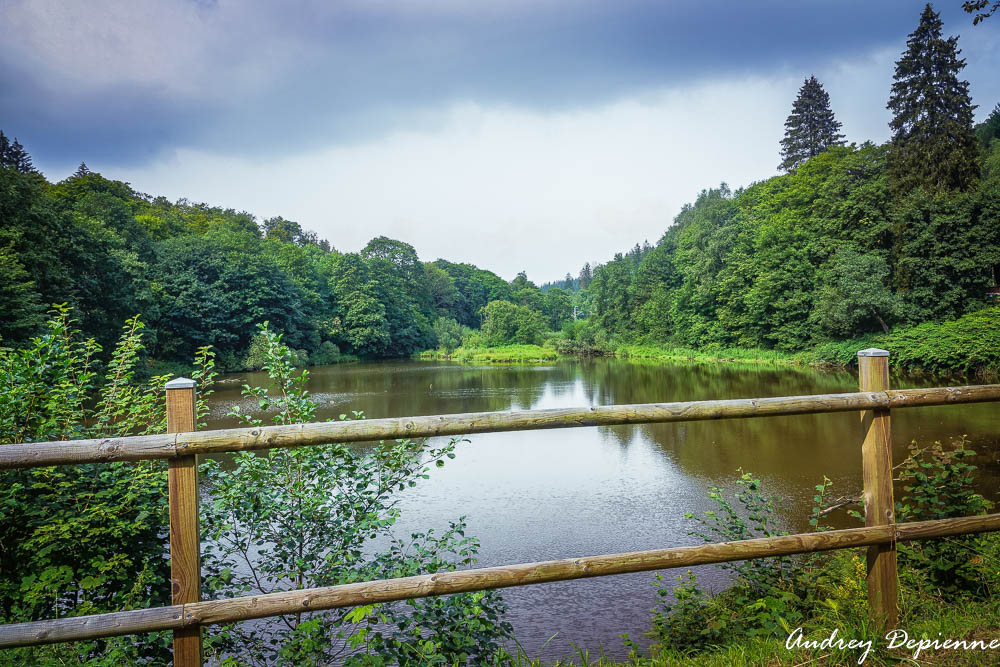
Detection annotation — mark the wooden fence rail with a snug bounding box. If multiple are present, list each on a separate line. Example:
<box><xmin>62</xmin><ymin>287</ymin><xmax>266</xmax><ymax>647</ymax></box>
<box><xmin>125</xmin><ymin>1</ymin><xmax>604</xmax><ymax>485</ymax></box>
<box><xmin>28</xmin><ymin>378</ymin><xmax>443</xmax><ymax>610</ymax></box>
<box><xmin>3</xmin><ymin>513</ymin><xmax>1000</xmax><ymax>650</ymax></box>
<box><xmin>3</xmin><ymin>384</ymin><xmax>1000</xmax><ymax>469</ymax></box>
<box><xmin>2</xmin><ymin>349</ymin><xmax>1000</xmax><ymax>666</ymax></box>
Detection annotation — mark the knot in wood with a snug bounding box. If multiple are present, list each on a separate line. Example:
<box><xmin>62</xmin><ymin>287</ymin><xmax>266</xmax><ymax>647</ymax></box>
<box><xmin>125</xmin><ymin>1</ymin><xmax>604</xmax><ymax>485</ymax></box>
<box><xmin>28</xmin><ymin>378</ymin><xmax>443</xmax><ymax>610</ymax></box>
<box><xmin>98</xmin><ymin>439</ymin><xmax>121</xmax><ymax>459</ymax></box>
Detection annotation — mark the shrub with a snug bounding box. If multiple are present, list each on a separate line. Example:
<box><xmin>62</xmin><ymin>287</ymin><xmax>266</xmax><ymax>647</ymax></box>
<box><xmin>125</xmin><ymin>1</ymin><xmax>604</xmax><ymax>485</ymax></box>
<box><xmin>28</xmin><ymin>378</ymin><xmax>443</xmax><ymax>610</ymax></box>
<box><xmin>0</xmin><ymin>305</ymin><xmax>216</xmax><ymax>664</ymax></box>
<box><xmin>202</xmin><ymin>323</ymin><xmax>512</xmax><ymax>665</ymax></box>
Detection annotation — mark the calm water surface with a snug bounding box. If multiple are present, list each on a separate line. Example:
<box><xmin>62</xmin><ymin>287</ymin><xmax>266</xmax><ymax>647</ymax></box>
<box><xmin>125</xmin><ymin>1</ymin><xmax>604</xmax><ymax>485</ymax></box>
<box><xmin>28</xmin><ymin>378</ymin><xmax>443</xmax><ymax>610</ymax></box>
<box><xmin>202</xmin><ymin>358</ymin><xmax>1000</xmax><ymax>661</ymax></box>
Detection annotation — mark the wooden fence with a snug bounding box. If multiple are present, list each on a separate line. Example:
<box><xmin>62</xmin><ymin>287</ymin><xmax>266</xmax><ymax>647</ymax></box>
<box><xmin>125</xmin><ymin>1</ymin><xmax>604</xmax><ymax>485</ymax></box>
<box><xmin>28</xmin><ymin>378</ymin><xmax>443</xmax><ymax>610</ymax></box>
<box><xmin>2</xmin><ymin>349</ymin><xmax>1000</xmax><ymax>665</ymax></box>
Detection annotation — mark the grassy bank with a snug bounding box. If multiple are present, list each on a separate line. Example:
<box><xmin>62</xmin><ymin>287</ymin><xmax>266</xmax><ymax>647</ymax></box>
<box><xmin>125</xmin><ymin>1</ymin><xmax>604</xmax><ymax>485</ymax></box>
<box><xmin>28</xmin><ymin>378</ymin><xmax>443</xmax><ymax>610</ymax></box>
<box><xmin>420</xmin><ymin>306</ymin><xmax>1000</xmax><ymax>378</ymax></box>
<box><xmin>615</xmin><ymin>344</ymin><xmax>798</xmax><ymax>366</ymax></box>
<box><xmin>419</xmin><ymin>344</ymin><xmax>559</xmax><ymax>363</ymax></box>
<box><xmin>800</xmin><ymin>306</ymin><xmax>1000</xmax><ymax>377</ymax></box>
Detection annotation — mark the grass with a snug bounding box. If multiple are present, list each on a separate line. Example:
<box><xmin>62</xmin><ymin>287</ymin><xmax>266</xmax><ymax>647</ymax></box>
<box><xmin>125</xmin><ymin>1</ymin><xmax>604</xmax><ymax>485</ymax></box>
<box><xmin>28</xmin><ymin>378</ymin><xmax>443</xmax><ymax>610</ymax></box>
<box><xmin>418</xmin><ymin>343</ymin><xmax>797</xmax><ymax>367</ymax></box>
<box><xmin>419</xmin><ymin>344</ymin><xmax>559</xmax><ymax>363</ymax></box>
<box><xmin>497</xmin><ymin>594</ymin><xmax>1000</xmax><ymax>666</ymax></box>
<box><xmin>615</xmin><ymin>344</ymin><xmax>800</xmax><ymax>366</ymax></box>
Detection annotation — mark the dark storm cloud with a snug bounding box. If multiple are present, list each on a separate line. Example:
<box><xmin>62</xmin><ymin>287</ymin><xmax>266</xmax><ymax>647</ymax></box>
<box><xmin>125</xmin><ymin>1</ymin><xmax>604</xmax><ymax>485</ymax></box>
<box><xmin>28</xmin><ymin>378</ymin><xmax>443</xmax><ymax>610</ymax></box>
<box><xmin>0</xmin><ymin>0</ymin><xmax>992</xmax><ymax>169</ymax></box>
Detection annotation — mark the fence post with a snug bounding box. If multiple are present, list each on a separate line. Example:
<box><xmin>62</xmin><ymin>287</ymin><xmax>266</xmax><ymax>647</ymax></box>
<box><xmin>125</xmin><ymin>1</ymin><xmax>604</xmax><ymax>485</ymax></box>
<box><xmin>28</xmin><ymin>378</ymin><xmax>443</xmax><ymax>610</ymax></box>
<box><xmin>165</xmin><ymin>378</ymin><xmax>203</xmax><ymax>666</ymax></box>
<box><xmin>857</xmin><ymin>349</ymin><xmax>898</xmax><ymax>629</ymax></box>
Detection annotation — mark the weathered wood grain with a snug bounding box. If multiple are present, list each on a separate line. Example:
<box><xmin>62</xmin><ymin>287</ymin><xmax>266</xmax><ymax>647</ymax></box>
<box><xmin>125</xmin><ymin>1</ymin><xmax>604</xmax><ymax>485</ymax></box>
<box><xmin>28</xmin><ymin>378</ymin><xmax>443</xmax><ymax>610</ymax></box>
<box><xmin>858</xmin><ymin>350</ymin><xmax>898</xmax><ymax>628</ymax></box>
<box><xmin>5</xmin><ymin>513</ymin><xmax>1000</xmax><ymax>649</ymax></box>
<box><xmin>3</xmin><ymin>385</ymin><xmax>999</xmax><ymax>469</ymax></box>
<box><xmin>166</xmin><ymin>380</ymin><xmax>202</xmax><ymax>666</ymax></box>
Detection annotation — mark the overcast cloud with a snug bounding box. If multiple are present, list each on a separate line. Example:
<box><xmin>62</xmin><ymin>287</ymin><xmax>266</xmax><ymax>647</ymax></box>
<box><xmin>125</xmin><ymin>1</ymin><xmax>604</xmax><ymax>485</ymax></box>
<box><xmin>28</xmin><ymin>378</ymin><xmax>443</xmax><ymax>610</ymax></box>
<box><xmin>3</xmin><ymin>0</ymin><xmax>998</xmax><ymax>281</ymax></box>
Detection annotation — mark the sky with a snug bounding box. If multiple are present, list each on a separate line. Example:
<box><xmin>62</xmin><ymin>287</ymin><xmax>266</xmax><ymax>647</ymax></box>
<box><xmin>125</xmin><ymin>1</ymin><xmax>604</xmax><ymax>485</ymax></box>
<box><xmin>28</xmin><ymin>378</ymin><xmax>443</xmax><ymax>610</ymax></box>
<box><xmin>3</xmin><ymin>1</ymin><xmax>999</xmax><ymax>282</ymax></box>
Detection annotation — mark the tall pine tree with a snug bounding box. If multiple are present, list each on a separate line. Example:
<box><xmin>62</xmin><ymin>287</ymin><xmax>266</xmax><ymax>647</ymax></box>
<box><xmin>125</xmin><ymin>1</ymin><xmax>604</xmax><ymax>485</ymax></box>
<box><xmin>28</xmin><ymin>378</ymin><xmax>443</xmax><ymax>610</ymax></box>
<box><xmin>778</xmin><ymin>76</ymin><xmax>845</xmax><ymax>172</ymax></box>
<box><xmin>0</xmin><ymin>130</ymin><xmax>37</xmax><ymax>174</ymax></box>
<box><xmin>887</xmin><ymin>4</ymin><xmax>978</xmax><ymax>194</ymax></box>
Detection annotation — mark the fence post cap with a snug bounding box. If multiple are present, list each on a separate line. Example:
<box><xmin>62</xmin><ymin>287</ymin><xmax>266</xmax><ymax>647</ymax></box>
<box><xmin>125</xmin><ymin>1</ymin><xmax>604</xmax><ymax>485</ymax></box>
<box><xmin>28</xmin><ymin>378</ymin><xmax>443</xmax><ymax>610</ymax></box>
<box><xmin>165</xmin><ymin>377</ymin><xmax>197</xmax><ymax>389</ymax></box>
<box><xmin>857</xmin><ymin>348</ymin><xmax>890</xmax><ymax>358</ymax></box>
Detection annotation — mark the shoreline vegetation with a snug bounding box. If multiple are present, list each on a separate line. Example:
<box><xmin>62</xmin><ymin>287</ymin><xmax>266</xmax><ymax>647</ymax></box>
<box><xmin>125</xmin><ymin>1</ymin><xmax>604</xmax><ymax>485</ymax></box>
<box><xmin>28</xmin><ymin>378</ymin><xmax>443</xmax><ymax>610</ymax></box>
<box><xmin>417</xmin><ymin>303</ymin><xmax>1000</xmax><ymax>380</ymax></box>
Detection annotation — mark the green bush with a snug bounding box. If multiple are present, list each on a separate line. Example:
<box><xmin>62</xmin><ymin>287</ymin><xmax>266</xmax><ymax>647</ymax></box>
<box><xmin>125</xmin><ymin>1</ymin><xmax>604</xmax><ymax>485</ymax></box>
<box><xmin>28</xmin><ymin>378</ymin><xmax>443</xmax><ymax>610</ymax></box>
<box><xmin>895</xmin><ymin>437</ymin><xmax>995</xmax><ymax>597</ymax></box>
<box><xmin>203</xmin><ymin>323</ymin><xmax>513</xmax><ymax>665</ymax></box>
<box><xmin>0</xmin><ymin>306</ymin><xmax>216</xmax><ymax>664</ymax></box>
<box><xmin>886</xmin><ymin>306</ymin><xmax>1000</xmax><ymax>375</ymax></box>
<box><xmin>649</xmin><ymin>439</ymin><xmax>1000</xmax><ymax>662</ymax></box>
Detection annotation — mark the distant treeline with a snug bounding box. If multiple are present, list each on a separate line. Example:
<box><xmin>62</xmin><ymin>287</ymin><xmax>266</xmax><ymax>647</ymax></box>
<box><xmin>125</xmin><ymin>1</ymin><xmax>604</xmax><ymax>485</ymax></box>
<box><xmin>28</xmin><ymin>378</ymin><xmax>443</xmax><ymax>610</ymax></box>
<box><xmin>0</xmin><ymin>154</ymin><xmax>528</xmax><ymax>368</ymax></box>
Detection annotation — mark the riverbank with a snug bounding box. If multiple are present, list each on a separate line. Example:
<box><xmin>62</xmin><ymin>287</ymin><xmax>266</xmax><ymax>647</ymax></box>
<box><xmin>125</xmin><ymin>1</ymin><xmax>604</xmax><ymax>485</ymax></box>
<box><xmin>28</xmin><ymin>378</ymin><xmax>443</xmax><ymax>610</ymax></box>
<box><xmin>418</xmin><ymin>342</ymin><xmax>801</xmax><ymax>366</ymax></box>
<box><xmin>418</xmin><ymin>345</ymin><xmax>559</xmax><ymax>363</ymax></box>
<box><xmin>419</xmin><ymin>306</ymin><xmax>1000</xmax><ymax>377</ymax></box>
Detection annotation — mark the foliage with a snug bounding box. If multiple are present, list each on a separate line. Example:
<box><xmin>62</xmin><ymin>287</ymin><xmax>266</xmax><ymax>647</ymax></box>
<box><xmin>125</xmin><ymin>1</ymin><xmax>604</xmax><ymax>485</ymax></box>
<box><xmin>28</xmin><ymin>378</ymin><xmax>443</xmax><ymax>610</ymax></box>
<box><xmin>0</xmin><ymin>130</ymin><xmax>35</xmax><ymax>174</ymax></box>
<box><xmin>479</xmin><ymin>300</ymin><xmax>547</xmax><ymax>347</ymax></box>
<box><xmin>0</xmin><ymin>305</ymin><xmax>216</xmax><ymax>664</ymax></box>
<box><xmin>648</xmin><ymin>439</ymin><xmax>1000</xmax><ymax>663</ymax></box>
<box><xmin>554</xmin><ymin>319</ymin><xmax>613</xmax><ymax>356</ymax></box>
<box><xmin>883</xmin><ymin>306</ymin><xmax>1000</xmax><ymax>375</ymax></box>
<box><xmin>963</xmin><ymin>0</ymin><xmax>1000</xmax><ymax>24</ymax></box>
<box><xmin>651</xmin><ymin>472</ymin><xmax>833</xmax><ymax>653</ymax></box>
<box><xmin>202</xmin><ymin>323</ymin><xmax>512</xmax><ymax>665</ymax></box>
<box><xmin>895</xmin><ymin>436</ymin><xmax>994</xmax><ymax>596</ymax></box>
<box><xmin>432</xmin><ymin>316</ymin><xmax>467</xmax><ymax>353</ymax></box>
<box><xmin>779</xmin><ymin>76</ymin><xmax>845</xmax><ymax>172</ymax></box>
<box><xmin>887</xmin><ymin>4</ymin><xmax>979</xmax><ymax>194</ymax></box>
<box><xmin>812</xmin><ymin>248</ymin><xmax>901</xmax><ymax>336</ymax></box>
<box><xmin>975</xmin><ymin>103</ymin><xmax>1000</xmax><ymax>148</ymax></box>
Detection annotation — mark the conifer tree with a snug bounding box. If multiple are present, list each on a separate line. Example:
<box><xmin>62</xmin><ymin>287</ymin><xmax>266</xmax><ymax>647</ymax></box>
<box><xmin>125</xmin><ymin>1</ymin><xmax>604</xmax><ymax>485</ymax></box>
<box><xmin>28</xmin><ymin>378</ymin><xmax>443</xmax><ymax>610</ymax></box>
<box><xmin>73</xmin><ymin>161</ymin><xmax>91</xmax><ymax>178</ymax></box>
<box><xmin>778</xmin><ymin>76</ymin><xmax>845</xmax><ymax>172</ymax></box>
<box><xmin>887</xmin><ymin>4</ymin><xmax>978</xmax><ymax>193</ymax></box>
<box><xmin>0</xmin><ymin>130</ymin><xmax>37</xmax><ymax>174</ymax></box>
<box><xmin>578</xmin><ymin>262</ymin><xmax>593</xmax><ymax>290</ymax></box>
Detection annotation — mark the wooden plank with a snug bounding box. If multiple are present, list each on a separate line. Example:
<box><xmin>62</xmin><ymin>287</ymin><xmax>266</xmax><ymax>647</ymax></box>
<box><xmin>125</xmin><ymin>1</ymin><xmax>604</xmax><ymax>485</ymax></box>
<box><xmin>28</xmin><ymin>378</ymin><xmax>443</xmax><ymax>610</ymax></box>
<box><xmin>857</xmin><ymin>349</ymin><xmax>898</xmax><ymax>628</ymax></box>
<box><xmin>166</xmin><ymin>378</ymin><xmax>202</xmax><ymax>667</ymax></box>
<box><xmin>3</xmin><ymin>384</ymin><xmax>1000</xmax><ymax>469</ymax></box>
<box><xmin>4</xmin><ymin>513</ymin><xmax>1000</xmax><ymax>649</ymax></box>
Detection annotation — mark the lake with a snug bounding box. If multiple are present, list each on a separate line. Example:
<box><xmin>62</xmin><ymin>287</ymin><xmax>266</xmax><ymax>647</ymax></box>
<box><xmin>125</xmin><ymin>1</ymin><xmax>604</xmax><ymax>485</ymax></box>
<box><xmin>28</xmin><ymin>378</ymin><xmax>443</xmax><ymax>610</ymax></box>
<box><xmin>202</xmin><ymin>358</ymin><xmax>1000</xmax><ymax>661</ymax></box>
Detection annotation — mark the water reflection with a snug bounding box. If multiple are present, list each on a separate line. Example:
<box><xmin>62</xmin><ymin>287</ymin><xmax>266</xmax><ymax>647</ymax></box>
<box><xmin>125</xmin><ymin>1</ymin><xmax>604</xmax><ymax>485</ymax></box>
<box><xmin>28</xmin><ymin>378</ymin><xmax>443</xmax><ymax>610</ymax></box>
<box><xmin>204</xmin><ymin>359</ymin><xmax>1000</xmax><ymax>661</ymax></box>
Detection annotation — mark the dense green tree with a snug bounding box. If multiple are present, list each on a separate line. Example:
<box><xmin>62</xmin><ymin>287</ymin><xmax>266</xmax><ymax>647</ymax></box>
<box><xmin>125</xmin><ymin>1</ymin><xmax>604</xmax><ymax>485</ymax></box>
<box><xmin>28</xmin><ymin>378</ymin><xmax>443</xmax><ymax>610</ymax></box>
<box><xmin>0</xmin><ymin>244</ymin><xmax>42</xmax><ymax>341</ymax></box>
<box><xmin>328</xmin><ymin>252</ymin><xmax>391</xmax><ymax>356</ymax></box>
<box><xmin>151</xmin><ymin>229</ymin><xmax>309</xmax><ymax>363</ymax></box>
<box><xmin>813</xmin><ymin>248</ymin><xmax>902</xmax><ymax>336</ymax></box>
<box><xmin>432</xmin><ymin>316</ymin><xmax>465</xmax><ymax>352</ymax></box>
<box><xmin>512</xmin><ymin>286</ymin><xmax>545</xmax><ymax>312</ymax></box>
<box><xmin>779</xmin><ymin>76</ymin><xmax>845</xmax><ymax>172</ymax></box>
<box><xmin>479</xmin><ymin>300</ymin><xmax>546</xmax><ymax>346</ymax></box>
<box><xmin>892</xmin><ymin>187</ymin><xmax>1000</xmax><ymax>321</ymax></box>
<box><xmin>431</xmin><ymin>259</ymin><xmax>511</xmax><ymax>327</ymax></box>
<box><xmin>578</xmin><ymin>262</ymin><xmax>593</xmax><ymax>289</ymax></box>
<box><xmin>362</xmin><ymin>236</ymin><xmax>434</xmax><ymax>355</ymax></box>
<box><xmin>589</xmin><ymin>255</ymin><xmax>635</xmax><ymax>338</ymax></box>
<box><xmin>543</xmin><ymin>287</ymin><xmax>573</xmax><ymax>329</ymax></box>
<box><xmin>888</xmin><ymin>4</ymin><xmax>979</xmax><ymax>194</ymax></box>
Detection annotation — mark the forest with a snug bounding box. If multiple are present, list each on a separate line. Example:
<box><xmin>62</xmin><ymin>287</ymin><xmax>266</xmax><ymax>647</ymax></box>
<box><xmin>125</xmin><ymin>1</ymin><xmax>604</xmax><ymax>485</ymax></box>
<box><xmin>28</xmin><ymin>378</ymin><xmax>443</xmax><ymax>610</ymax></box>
<box><xmin>2</xmin><ymin>5</ymin><xmax>999</xmax><ymax>377</ymax></box>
